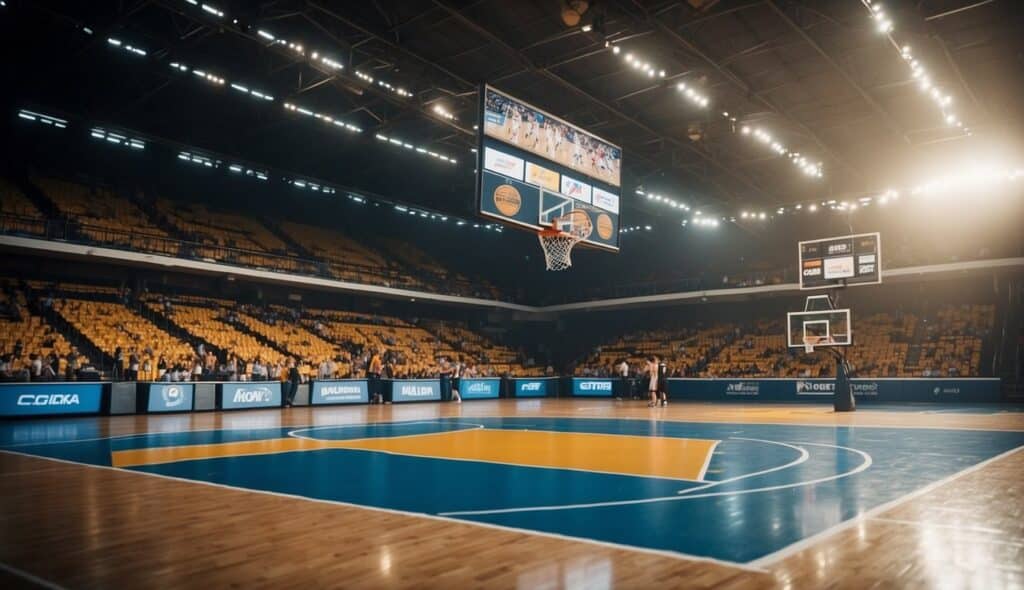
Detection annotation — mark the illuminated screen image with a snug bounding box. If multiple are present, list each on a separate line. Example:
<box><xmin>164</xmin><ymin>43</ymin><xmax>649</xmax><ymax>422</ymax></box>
<box><xmin>477</xmin><ymin>85</ymin><xmax>622</xmax><ymax>251</ymax></box>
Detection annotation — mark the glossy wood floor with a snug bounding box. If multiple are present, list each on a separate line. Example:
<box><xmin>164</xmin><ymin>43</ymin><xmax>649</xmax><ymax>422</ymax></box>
<box><xmin>1</xmin><ymin>399</ymin><xmax>1022</xmax><ymax>589</ymax></box>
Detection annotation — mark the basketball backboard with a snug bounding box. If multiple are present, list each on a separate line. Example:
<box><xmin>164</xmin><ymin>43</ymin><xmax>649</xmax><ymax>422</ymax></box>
<box><xmin>787</xmin><ymin>308</ymin><xmax>852</xmax><ymax>349</ymax></box>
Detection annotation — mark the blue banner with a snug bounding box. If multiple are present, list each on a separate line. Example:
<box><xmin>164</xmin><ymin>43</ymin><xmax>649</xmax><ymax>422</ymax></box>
<box><xmin>512</xmin><ymin>378</ymin><xmax>556</xmax><ymax>397</ymax></box>
<box><xmin>219</xmin><ymin>382</ymin><xmax>282</xmax><ymax>409</ymax></box>
<box><xmin>666</xmin><ymin>378</ymin><xmax>1002</xmax><ymax>403</ymax></box>
<box><xmin>459</xmin><ymin>378</ymin><xmax>501</xmax><ymax>400</ymax></box>
<box><xmin>390</xmin><ymin>379</ymin><xmax>442</xmax><ymax>403</ymax></box>
<box><xmin>311</xmin><ymin>380</ymin><xmax>369</xmax><ymax>405</ymax></box>
<box><xmin>146</xmin><ymin>383</ymin><xmax>194</xmax><ymax>413</ymax></box>
<box><xmin>0</xmin><ymin>382</ymin><xmax>104</xmax><ymax>417</ymax></box>
<box><xmin>571</xmin><ymin>378</ymin><xmax>615</xmax><ymax>397</ymax></box>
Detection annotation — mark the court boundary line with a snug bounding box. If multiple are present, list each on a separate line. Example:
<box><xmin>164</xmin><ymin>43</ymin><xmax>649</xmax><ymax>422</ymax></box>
<box><xmin>3</xmin><ymin>404</ymin><xmax>1021</xmax><ymax>452</ymax></box>
<box><xmin>0</xmin><ymin>448</ymin><xmax>771</xmax><ymax>575</ymax></box>
<box><xmin>697</xmin><ymin>439</ymin><xmax>720</xmax><ymax>480</ymax></box>
<box><xmin>0</xmin><ymin>560</ymin><xmax>69</xmax><ymax>590</ymax></box>
<box><xmin>441</xmin><ymin>439</ymin><xmax>869</xmax><ymax>517</ymax></box>
<box><xmin>678</xmin><ymin>437</ymin><xmax>810</xmax><ymax>494</ymax></box>
<box><xmin>747</xmin><ymin>443</ymin><xmax>1024</xmax><ymax>568</ymax></box>
<box><xmin>509</xmin><ymin>411</ymin><xmax>1024</xmax><ymax>433</ymax></box>
<box><xmin>868</xmin><ymin>516</ymin><xmax>1005</xmax><ymax>535</ymax></box>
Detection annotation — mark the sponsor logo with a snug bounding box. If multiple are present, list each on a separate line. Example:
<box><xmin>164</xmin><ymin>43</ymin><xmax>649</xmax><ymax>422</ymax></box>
<box><xmin>858</xmin><ymin>254</ymin><xmax>876</xmax><ymax>264</ymax></box>
<box><xmin>467</xmin><ymin>382</ymin><xmax>492</xmax><ymax>393</ymax></box>
<box><xmin>17</xmin><ymin>394</ymin><xmax>81</xmax><ymax>406</ymax></box>
<box><xmin>592</xmin><ymin>187</ymin><xmax>619</xmax><ymax>214</ymax></box>
<box><xmin>595</xmin><ymin>213</ymin><xmax>614</xmax><ymax>240</ymax></box>
<box><xmin>796</xmin><ymin>381</ymin><xmax>834</xmax><ymax>394</ymax></box>
<box><xmin>933</xmin><ymin>386</ymin><xmax>961</xmax><ymax>396</ymax></box>
<box><xmin>802</xmin><ymin>260</ymin><xmax>822</xmax><ymax>277</ymax></box>
<box><xmin>493</xmin><ymin>184</ymin><xmax>522</xmax><ymax>217</ymax></box>
<box><xmin>859</xmin><ymin>264</ymin><xmax>875</xmax><ymax>274</ymax></box>
<box><xmin>525</xmin><ymin>162</ymin><xmax>560</xmax><ymax>192</ymax></box>
<box><xmin>579</xmin><ymin>381</ymin><xmax>612</xmax><ymax>391</ymax></box>
<box><xmin>160</xmin><ymin>385</ymin><xmax>184</xmax><ymax>408</ymax></box>
<box><xmin>232</xmin><ymin>387</ymin><xmax>273</xmax><ymax>404</ymax></box>
<box><xmin>520</xmin><ymin>382</ymin><xmax>542</xmax><ymax>391</ymax></box>
<box><xmin>400</xmin><ymin>385</ymin><xmax>436</xmax><ymax>397</ymax></box>
<box><xmin>321</xmin><ymin>385</ymin><xmax>363</xmax><ymax>395</ymax></box>
<box><xmin>851</xmin><ymin>382</ymin><xmax>879</xmax><ymax>396</ymax></box>
<box><xmin>725</xmin><ymin>382</ymin><xmax>759</xmax><ymax>396</ymax></box>
<box><xmin>823</xmin><ymin>256</ymin><xmax>855</xmax><ymax>279</ymax></box>
<box><xmin>560</xmin><ymin>175</ymin><xmax>592</xmax><ymax>203</ymax></box>
<box><xmin>827</xmin><ymin>242</ymin><xmax>851</xmax><ymax>255</ymax></box>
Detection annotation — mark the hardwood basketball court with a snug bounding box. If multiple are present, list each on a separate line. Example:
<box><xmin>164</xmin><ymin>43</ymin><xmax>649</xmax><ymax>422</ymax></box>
<box><xmin>2</xmin><ymin>399</ymin><xmax>1022</xmax><ymax>589</ymax></box>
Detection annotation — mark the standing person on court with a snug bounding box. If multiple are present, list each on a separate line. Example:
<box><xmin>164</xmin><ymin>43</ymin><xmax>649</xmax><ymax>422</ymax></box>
<box><xmin>284</xmin><ymin>358</ymin><xmax>301</xmax><ymax>408</ymax></box>
<box><xmin>368</xmin><ymin>349</ymin><xmax>383</xmax><ymax>404</ymax></box>
<box><xmin>646</xmin><ymin>356</ymin><xmax>659</xmax><ymax>407</ymax></box>
<box><xmin>450</xmin><ymin>358</ymin><xmax>463</xmax><ymax>403</ymax></box>
<box><xmin>657</xmin><ymin>357</ymin><xmax>669</xmax><ymax>407</ymax></box>
<box><xmin>616</xmin><ymin>358</ymin><xmax>630</xmax><ymax>400</ymax></box>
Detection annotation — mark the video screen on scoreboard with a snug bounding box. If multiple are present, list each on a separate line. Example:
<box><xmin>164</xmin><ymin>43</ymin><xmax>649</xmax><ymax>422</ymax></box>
<box><xmin>477</xmin><ymin>85</ymin><xmax>621</xmax><ymax>251</ymax></box>
<box><xmin>799</xmin><ymin>232</ymin><xmax>882</xmax><ymax>289</ymax></box>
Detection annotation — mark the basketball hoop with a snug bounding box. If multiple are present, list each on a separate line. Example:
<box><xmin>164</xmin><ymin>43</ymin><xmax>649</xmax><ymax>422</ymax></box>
<box><xmin>803</xmin><ymin>335</ymin><xmax>828</xmax><ymax>353</ymax></box>
<box><xmin>537</xmin><ymin>210</ymin><xmax>593</xmax><ymax>271</ymax></box>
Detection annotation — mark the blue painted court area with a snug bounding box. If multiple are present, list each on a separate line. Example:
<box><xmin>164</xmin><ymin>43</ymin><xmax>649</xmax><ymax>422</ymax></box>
<box><xmin>2</xmin><ymin>416</ymin><xmax>1022</xmax><ymax>565</ymax></box>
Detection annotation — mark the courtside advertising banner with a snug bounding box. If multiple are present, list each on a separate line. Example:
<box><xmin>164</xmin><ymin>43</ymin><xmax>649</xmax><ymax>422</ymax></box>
<box><xmin>0</xmin><ymin>382</ymin><xmax>104</xmax><ymax>417</ymax></box>
<box><xmin>390</xmin><ymin>379</ymin><xmax>442</xmax><ymax>403</ymax></box>
<box><xmin>219</xmin><ymin>381</ymin><xmax>282</xmax><ymax>410</ymax></box>
<box><xmin>666</xmin><ymin>378</ymin><xmax>1001</xmax><ymax>403</ymax></box>
<box><xmin>459</xmin><ymin>378</ymin><xmax>501</xmax><ymax>400</ymax></box>
<box><xmin>571</xmin><ymin>377</ymin><xmax>615</xmax><ymax>397</ymax></box>
<box><xmin>311</xmin><ymin>380</ymin><xmax>369</xmax><ymax>405</ymax></box>
<box><xmin>146</xmin><ymin>383</ymin><xmax>195</xmax><ymax>413</ymax></box>
<box><xmin>513</xmin><ymin>378</ymin><xmax>556</xmax><ymax>397</ymax></box>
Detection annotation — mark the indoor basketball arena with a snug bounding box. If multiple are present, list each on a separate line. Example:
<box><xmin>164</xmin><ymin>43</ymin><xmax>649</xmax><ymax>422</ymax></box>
<box><xmin>1</xmin><ymin>1</ymin><xmax>1023</xmax><ymax>588</ymax></box>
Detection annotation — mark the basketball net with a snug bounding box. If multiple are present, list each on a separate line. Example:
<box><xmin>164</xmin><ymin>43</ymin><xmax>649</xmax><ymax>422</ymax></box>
<box><xmin>803</xmin><ymin>335</ymin><xmax>827</xmax><ymax>353</ymax></box>
<box><xmin>538</xmin><ymin>223</ymin><xmax>586</xmax><ymax>271</ymax></box>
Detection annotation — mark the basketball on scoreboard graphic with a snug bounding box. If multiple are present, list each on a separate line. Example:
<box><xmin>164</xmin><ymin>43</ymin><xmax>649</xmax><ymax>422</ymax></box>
<box><xmin>477</xmin><ymin>85</ymin><xmax>621</xmax><ymax>251</ymax></box>
<box><xmin>798</xmin><ymin>232</ymin><xmax>882</xmax><ymax>289</ymax></box>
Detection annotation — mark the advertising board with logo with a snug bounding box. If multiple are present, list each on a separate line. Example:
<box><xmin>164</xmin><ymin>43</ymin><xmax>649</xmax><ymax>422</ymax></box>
<box><xmin>571</xmin><ymin>378</ymin><xmax>615</xmax><ymax>397</ymax></box>
<box><xmin>311</xmin><ymin>380</ymin><xmax>369</xmax><ymax>405</ymax></box>
<box><xmin>799</xmin><ymin>232</ymin><xmax>881</xmax><ymax>289</ymax></box>
<box><xmin>513</xmin><ymin>378</ymin><xmax>556</xmax><ymax>398</ymax></box>
<box><xmin>390</xmin><ymin>379</ymin><xmax>442</xmax><ymax>403</ymax></box>
<box><xmin>459</xmin><ymin>378</ymin><xmax>501</xmax><ymax>400</ymax></box>
<box><xmin>146</xmin><ymin>383</ymin><xmax>195</xmax><ymax>413</ymax></box>
<box><xmin>0</xmin><ymin>382</ymin><xmax>104</xmax><ymax>417</ymax></box>
<box><xmin>219</xmin><ymin>382</ymin><xmax>282</xmax><ymax>410</ymax></box>
<box><xmin>667</xmin><ymin>378</ymin><xmax>999</xmax><ymax>403</ymax></box>
<box><xmin>483</xmin><ymin>147</ymin><xmax>525</xmax><ymax>180</ymax></box>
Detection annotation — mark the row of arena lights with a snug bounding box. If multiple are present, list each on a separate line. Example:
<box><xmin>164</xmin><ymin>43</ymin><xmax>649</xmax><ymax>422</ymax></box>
<box><xmin>374</xmin><ymin>134</ymin><xmax>458</xmax><ymax>164</ymax></box>
<box><xmin>619</xmin><ymin>225</ymin><xmax>652</xmax><ymax>234</ymax></box>
<box><xmin>604</xmin><ymin>40</ymin><xmax>822</xmax><ymax>179</ymax></box>
<box><xmin>107</xmin><ymin>33</ymin><xmax>460</xmax><ymax>163</ymax></box>
<box><xmin>642</xmin><ymin>162</ymin><xmax>1023</xmax><ymax>229</ymax></box>
<box><xmin>741</xmin><ymin>125</ymin><xmax>823</xmax><ymax>177</ymax></box>
<box><xmin>16</xmin><ymin>105</ymin><xmax>496</xmax><ymax>233</ymax></box>
<box><xmin>864</xmin><ymin>1</ymin><xmax>970</xmax><ymax>135</ymax></box>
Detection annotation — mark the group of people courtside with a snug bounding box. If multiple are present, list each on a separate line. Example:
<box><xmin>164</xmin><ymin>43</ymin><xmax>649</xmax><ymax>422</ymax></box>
<box><xmin>616</xmin><ymin>356</ymin><xmax>668</xmax><ymax>407</ymax></box>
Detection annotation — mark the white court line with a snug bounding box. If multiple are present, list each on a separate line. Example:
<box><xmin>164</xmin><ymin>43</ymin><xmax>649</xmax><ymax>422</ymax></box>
<box><xmin>747</xmin><ymin>444</ymin><xmax>1024</xmax><ymax>568</ymax></box>
<box><xmin>0</xmin><ymin>448</ymin><xmax>769</xmax><ymax>575</ymax></box>
<box><xmin>493</xmin><ymin>411</ymin><xmax>1024</xmax><ymax>433</ymax></box>
<box><xmin>868</xmin><ymin>516</ymin><xmax>1005</xmax><ymax>535</ymax></box>
<box><xmin>696</xmin><ymin>440</ymin><xmax>721</xmax><ymax>481</ymax></box>
<box><xmin>0</xmin><ymin>561</ymin><xmax>68</xmax><ymax>590</ymax></box>
<box><xmin>441</xmin><ymin>440</ymin><xmax>868</xmax><ymax>516</ymax></box>
<box><xmin>678</xmin><ymin>437</ymin><xmax>810</xmax><ymax>494</ymax></box>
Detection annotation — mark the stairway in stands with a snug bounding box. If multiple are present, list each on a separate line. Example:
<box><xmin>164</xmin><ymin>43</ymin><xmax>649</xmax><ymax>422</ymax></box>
<box><xmin>260</xmin><ymin>217</ymin><xmax>317</xmax><ymax>261</ymax></box>
<box><xmin>126</xmin><ymin>189</ymin><xmax>190</xmax><ymax>241</ymax></box>
<box><xmin>137</xmin><ymin>301</ymin><xmax>221</xmax><ymax>361</ymax></box>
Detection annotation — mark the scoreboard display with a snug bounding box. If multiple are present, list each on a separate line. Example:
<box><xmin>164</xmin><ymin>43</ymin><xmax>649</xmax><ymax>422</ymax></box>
<box><xmin>799</xmin><ymin>232</ymin><xmax>882</xmax><ymax>290</ymax></box>
<box><xmin>477</xmin><ymin>85</ymin><xmax>622</xmax><ymax>251</ymax></box>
